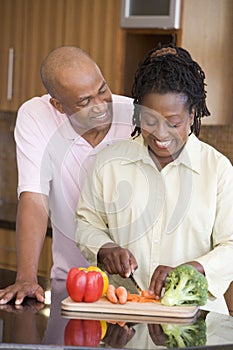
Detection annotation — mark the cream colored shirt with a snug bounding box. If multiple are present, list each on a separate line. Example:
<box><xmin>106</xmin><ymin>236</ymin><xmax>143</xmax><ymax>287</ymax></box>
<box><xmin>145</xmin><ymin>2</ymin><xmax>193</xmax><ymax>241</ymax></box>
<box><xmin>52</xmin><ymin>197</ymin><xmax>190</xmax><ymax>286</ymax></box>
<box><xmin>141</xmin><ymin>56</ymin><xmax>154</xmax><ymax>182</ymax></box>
<box><xmin>76</xmin><ymin>134</ymin><xmax>233</xmax><ymax>314</ymax></box>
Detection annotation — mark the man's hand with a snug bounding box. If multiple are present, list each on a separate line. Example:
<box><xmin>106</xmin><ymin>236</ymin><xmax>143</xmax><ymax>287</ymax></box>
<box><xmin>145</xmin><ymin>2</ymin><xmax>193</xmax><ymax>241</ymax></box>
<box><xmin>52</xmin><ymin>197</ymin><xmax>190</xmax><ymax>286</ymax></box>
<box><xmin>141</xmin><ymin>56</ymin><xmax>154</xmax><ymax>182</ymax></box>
<box><xmin>0</xmin><ymin>281</ymin><xmax>45</xmax><ymax>305</ymax></box>
<box><xmin>97</xmin><ymin>243</ymin><xmax>138</xmax><ymax>278</ymax></box>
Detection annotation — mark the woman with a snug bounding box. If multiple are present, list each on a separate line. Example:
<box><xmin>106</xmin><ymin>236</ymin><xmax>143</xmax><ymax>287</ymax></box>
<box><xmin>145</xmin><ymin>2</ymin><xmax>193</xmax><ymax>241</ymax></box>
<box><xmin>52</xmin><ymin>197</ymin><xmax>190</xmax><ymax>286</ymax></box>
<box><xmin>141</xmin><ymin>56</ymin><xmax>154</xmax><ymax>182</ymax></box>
<box><xmin>76</xmin><ymin>44</ymin><xmax>233</xmax><ymax>314</ymax></box>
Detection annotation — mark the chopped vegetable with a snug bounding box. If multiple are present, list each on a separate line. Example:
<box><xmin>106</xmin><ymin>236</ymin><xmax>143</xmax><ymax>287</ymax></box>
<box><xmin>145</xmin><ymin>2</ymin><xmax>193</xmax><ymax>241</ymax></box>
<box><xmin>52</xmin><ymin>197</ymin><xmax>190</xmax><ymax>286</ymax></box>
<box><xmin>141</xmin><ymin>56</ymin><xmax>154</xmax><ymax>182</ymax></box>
<box><xmin>161</xmin><ymin>318</ymin><xmax>207</xmax><ymax>348</ymax></box>
<box><xmin>161</xmin><ymin>264</ymin><xmax>208</xmax><ymax>306</ymax></box>
<box><xmin>127</xmin><ymin>290</ymin><xmax>160</xmax><ymax>303</ymax></box>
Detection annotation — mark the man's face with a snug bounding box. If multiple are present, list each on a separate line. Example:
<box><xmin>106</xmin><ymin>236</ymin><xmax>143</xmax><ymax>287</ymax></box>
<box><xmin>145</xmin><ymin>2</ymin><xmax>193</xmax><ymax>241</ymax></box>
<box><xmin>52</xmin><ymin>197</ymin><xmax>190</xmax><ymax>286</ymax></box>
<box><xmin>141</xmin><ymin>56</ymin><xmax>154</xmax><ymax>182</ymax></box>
<box><xmin>141</xmin><ymin>92</ymin><xmax>194</xmax><ymax>166</ymax></box>
<box><xmin>51</xmin><ymin>61</ymin><xmax>113</xmax><ymax>136</ymax></box>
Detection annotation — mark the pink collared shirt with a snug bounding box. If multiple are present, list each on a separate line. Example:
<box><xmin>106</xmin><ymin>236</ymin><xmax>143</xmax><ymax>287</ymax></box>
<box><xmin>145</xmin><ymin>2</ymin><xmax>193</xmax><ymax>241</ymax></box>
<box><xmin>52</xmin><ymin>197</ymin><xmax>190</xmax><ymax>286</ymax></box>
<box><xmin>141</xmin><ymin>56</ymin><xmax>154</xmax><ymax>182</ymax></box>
<box><xmin>15</xmin><ymin>94</ymin><xmax>134</xmax><ymax>279</ymax></box>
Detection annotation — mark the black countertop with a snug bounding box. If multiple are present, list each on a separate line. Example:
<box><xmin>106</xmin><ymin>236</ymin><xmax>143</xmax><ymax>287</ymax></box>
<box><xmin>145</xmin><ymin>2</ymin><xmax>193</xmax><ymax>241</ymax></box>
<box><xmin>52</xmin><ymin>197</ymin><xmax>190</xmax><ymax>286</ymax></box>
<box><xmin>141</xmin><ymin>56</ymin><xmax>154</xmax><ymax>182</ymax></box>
<box><xmin>0</xmin><ymin>269</ymin><xmax>233</xmax><ymax>349</ymax></box>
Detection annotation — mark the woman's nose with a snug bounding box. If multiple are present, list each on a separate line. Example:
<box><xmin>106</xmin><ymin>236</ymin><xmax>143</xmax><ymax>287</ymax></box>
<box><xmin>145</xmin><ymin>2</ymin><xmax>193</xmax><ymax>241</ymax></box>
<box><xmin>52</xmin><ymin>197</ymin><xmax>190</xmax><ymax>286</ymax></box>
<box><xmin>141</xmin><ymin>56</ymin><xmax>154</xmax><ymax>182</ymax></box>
<box><xmin>153</xmin><ymin>121</ymin><xmax>169</xmax><ymax>139</ymax></box>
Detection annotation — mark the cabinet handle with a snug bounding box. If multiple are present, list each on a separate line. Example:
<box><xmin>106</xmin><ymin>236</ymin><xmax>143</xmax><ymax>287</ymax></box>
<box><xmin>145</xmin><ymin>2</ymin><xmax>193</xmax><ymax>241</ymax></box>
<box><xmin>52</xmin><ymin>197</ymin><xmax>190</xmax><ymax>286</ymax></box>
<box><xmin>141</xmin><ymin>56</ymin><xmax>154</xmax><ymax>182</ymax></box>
<box><xmin>7</xmin><ymin>48</ymin><xmax>14</xmax><ymax>100</ymax></box>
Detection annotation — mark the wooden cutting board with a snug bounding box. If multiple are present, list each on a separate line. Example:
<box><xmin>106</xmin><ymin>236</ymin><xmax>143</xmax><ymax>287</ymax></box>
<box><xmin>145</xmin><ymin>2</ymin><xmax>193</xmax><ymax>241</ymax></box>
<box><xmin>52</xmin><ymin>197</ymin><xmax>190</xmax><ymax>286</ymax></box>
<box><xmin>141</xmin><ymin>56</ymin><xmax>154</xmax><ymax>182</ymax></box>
<box><xmin>61</xmin><ymin>296</ymin><xmax>199</xmax><ymax>320</ymax></box>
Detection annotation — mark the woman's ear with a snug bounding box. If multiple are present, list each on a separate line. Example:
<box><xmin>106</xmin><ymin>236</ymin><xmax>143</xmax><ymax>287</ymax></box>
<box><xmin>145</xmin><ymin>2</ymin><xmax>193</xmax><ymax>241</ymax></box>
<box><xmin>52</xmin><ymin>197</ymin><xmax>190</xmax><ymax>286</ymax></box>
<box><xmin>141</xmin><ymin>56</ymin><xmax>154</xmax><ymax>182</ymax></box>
<box><xmin>50</xmin><ymin>98</ymin><xmax>65</xmax><ymax>114</ymax></box>
<box><xmin>190</xmin><ymin>108</ymin><xmax>195</xmax><ymax>126</ymax></box>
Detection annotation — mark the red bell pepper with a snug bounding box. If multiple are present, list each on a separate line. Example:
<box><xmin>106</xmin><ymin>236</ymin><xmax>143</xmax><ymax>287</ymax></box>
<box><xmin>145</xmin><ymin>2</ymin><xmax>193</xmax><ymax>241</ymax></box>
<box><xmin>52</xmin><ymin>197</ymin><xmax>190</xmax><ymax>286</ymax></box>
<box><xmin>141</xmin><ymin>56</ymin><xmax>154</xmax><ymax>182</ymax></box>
<box><xmin>66</xmin><ymin>267</ymin><xmax>104</xmax><ymax>302</ymax></box>
<box><xmin>64</xmin><ymin>319</ymin><xmax>102</xmax><ymax>347</ymax></box>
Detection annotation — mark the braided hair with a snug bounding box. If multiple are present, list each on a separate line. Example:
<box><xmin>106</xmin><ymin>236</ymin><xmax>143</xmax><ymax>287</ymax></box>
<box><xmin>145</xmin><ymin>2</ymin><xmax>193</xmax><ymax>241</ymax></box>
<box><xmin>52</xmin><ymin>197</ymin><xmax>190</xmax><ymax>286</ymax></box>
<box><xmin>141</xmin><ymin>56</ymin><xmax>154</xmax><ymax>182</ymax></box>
<box><xmin>131</xmin><ymin>43</ymin><xmax>210</xmax><ymax>138</ymax></box>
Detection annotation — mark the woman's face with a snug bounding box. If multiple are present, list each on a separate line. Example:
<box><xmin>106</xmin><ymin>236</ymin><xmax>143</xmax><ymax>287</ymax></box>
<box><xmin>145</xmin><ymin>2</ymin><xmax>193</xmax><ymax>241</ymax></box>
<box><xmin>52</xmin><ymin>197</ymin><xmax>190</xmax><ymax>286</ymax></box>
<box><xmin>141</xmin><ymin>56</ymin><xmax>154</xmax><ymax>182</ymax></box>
<box><xmin>141</xmin><ymin>92</ymin><xmax>194</xmax><ymax>167</ymax></box>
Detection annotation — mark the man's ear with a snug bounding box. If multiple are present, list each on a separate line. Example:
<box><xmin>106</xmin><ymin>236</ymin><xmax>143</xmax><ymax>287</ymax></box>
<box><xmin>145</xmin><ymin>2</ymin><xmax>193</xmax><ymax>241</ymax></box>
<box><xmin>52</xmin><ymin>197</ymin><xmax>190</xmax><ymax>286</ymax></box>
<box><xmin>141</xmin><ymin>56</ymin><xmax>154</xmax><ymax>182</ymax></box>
<box><xmin>50</xmin><ymin>97</ymin><xmax>65</xmax><ymax>114</ymax></box>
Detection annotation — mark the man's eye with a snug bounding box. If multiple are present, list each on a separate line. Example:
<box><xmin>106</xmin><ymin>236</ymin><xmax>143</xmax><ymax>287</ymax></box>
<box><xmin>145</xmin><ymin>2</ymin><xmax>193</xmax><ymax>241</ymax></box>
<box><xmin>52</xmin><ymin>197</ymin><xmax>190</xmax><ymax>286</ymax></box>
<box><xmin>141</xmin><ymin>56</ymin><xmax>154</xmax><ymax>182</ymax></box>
<box><xmin>77</xmin><ymin>99</ymin><xmax>90</xmax><ymax>107</ymax></box>
<box><xmin>99</xmin><ymin>86</ymin><xmax>107</xmax><ymax>94</ymax></box>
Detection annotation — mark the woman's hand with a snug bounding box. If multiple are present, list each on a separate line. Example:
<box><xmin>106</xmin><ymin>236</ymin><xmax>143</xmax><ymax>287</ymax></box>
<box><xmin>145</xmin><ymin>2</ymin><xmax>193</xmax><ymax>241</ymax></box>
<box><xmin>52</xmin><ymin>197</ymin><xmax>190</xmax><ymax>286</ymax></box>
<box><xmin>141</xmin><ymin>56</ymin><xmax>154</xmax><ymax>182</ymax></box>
<box><xmin>97</xmin><ymin>243</ymin><xmax>138</xmax><ymax>278</ymax></box>
<box><xmin>149</xmin><ymin>265</ymin><xmax>173</xmax><ymax>299</ymax></box>
<box><xmin>149</xmin><ymin>262</ymin><xmax>205</xmax><ymax>299</ymax></box>
<box><xmin>103</xmin><ymin>322</ymin><xmax>135</xmax><ymax>348</ymax></box>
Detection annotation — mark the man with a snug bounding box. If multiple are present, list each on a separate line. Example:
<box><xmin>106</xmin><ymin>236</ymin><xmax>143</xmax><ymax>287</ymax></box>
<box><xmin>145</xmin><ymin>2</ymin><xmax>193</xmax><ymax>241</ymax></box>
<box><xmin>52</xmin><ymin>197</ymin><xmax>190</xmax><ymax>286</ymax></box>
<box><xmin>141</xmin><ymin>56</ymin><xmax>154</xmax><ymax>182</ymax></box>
<box><xmin>0</xmin><ymin>46</ymin><xmax>133</xmax><ymax>305</ymax></box>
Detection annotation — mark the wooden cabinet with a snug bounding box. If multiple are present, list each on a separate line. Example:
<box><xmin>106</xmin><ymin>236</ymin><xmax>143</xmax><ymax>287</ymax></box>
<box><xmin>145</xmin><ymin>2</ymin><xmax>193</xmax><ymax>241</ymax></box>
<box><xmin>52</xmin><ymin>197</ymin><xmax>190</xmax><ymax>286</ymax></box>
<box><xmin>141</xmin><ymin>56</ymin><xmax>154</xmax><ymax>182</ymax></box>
<box><xmin>0</xmin><ymin>0</ymin><xmax>232</xmax><ymax>123</ymax></box>
<box><xmin>0</xmin><ymin>228</ymin><xmax>52</xmax><ymax>277</ymax></box>
<box><xmin>178</xmin><ymin>0</ymin><xmax>233</xmax><ymax>125</ymax></box>
<box><xmin>119</xmin><ymin>0</ymin><xmax>233</xmax><ymax>125</ymax></box>
<box><xmin>0</xmin><ymin>0</ymin><xmax>65</xmax><ymax>111</ymax></box>
<box><xmin>62</xmin><ymin>0</ymin><xmax>124</xmax><ymax>96</ymax></box>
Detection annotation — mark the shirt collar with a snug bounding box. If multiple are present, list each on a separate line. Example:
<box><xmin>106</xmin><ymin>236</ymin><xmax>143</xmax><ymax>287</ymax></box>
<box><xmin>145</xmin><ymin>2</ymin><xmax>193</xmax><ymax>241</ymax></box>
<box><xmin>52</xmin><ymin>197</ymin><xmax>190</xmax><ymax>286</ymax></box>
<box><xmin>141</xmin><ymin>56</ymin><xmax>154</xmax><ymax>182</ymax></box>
<box><xmin>175</xmin><ymin>134</ymin><xmax>201</xmax><ymax>174</ymax></box>
<box><xmin>121</xmin><ymin>134</ymin><xmax>201</xmax><ymax>174</ymax></box>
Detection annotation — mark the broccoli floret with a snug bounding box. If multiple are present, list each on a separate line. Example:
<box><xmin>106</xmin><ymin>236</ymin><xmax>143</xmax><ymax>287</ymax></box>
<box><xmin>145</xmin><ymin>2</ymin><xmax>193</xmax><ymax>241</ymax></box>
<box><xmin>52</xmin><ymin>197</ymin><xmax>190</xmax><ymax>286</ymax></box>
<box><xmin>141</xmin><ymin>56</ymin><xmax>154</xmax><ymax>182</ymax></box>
<box><xmin>161</xmin><ymin>318</ymin><xmax>207</xmax><ymax>348</ymax></box>
<box><xmin>161</xmin><ymin>264</ymin><xmax>208</xmax><ymax>306</ymax></box>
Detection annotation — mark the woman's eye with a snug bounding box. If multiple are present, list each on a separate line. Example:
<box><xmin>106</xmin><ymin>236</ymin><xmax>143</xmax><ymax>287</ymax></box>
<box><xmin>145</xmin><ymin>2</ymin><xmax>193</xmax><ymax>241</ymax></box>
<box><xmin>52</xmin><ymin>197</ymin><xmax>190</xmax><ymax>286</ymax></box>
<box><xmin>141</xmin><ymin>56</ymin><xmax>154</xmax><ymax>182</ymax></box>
<box><xmin>166</xmin><ymin>121</ymin><xmax>179</xmax><ymax>128</ymax></box>
<box><xmin>146</xmin><ymin>121</ymin><xmax>157</xmax><ymax>126</ymax></box>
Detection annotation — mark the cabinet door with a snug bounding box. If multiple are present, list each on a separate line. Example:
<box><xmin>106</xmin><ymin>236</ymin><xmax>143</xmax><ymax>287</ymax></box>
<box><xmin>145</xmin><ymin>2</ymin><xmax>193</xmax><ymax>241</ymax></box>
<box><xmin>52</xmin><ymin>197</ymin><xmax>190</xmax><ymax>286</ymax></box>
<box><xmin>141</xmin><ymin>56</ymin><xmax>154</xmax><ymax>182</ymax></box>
<box><xmin>63</xmin><ymin>0</ymin><xmax>124</xmax><ymax>94</ymax></box>
<box><xmin>0</xmin><ymin>0</ymin><xmax>24</xmax><ymax>111</ymax></box>
<box><xmin>0</xmin><ymin>0</ymin><xmax>65</xmax><ymax>112</ymax></box>
<box><xmin>180</xmin><ymin>0</ymin><xmax>233</xmax><ymax>125</ymax></box>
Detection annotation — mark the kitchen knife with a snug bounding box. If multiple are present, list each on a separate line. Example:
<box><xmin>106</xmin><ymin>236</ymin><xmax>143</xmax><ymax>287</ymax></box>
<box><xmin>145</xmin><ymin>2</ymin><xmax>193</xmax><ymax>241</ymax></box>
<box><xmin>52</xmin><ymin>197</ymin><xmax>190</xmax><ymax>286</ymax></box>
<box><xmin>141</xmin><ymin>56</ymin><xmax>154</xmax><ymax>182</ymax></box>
<box><xmin>129</xmin><ymin>274</ymin><xmax>142</xmax><ymax>293</ymax></box>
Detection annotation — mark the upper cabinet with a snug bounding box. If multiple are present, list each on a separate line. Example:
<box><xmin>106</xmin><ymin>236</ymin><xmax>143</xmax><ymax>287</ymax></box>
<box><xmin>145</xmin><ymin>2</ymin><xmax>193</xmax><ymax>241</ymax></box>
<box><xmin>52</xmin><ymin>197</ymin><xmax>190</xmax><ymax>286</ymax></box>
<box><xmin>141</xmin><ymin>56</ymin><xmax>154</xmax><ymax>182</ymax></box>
<box><xmin>62</xmin><ymin>0</ymin><xmax>124</xmax><ymax>95</ymax></box>
<box><xmin>119</xmin><ymin>0</ymin><xmax>233</xmax><ymax>125</ymax></box>
<box><xmin>178</xmin><ymin>0</ymin><xmax>233</xmax><ymax>125</ymax></box>
<box><xmin>0</xmin><ymin>0</ymin><xmax>65</xmax><ymax>111</ymax></box>
<box><xmin>0</xmin><ymin>0</ymin><xmax>232</xmax><ymax>125</ymax></box>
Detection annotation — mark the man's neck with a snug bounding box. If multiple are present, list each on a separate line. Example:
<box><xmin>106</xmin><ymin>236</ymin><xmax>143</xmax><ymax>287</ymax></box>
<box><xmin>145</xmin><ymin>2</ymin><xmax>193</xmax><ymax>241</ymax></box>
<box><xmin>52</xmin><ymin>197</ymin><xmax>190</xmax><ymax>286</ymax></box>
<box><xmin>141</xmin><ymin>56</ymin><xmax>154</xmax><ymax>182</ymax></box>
<box><xmin>81</xmin><ymin>125</ymin><xmax>111</xmax><ymax>147</ymax></box>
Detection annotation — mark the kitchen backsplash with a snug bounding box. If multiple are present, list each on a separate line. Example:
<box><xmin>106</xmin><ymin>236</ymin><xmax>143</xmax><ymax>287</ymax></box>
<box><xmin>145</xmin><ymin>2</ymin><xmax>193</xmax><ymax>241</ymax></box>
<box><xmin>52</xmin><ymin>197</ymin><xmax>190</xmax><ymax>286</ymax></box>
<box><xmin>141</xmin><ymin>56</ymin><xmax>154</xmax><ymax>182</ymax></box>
<box><xmin>0</xmin><ymin>111</ymin><xmax>233</xmax><ymax>209</ymax></box>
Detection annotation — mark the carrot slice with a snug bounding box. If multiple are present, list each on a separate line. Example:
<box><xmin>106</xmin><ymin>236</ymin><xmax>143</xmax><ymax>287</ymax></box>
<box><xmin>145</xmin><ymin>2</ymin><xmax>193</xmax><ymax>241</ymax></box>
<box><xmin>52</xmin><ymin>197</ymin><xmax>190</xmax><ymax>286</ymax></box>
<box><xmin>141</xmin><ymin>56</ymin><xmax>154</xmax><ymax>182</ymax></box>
<box><xmin>127</xmin><ymin>292</ymin><xmax>141</xmax><ymax>302</ymax></box>
<box><xmin>127</xmin><ymin>290</ymin><xmax>160</xmax><ymax>303</ymax></box>
<box><xmin>141</xmin><ymin>289</ymin><xmax>156</xmax><ymax>299</ymax></box>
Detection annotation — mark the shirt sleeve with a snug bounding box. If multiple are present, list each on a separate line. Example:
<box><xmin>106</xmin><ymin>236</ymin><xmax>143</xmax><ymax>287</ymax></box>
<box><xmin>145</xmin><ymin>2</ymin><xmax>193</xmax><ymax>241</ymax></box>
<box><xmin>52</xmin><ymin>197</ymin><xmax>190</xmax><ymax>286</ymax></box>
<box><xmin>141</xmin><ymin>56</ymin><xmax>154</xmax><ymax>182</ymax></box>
<box><xmin>14</xmin><ymin>103</ymin><xmax>52</xmax><ymax>197</ymax></box>
<box><xmin>196</xmin><ymin>156</ymin><xmax>233</xmax><ymax>298</ymax></box>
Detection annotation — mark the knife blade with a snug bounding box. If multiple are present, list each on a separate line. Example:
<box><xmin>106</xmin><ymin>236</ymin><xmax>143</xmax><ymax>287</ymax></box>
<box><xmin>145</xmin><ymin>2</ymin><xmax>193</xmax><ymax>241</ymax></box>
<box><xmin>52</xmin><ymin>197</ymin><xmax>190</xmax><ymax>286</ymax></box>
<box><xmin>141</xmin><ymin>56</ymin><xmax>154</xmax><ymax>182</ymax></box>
<box><xmin>129</xmin><ymin>274</ymin><xmax>142</xmax><ymax>293</ymax></box>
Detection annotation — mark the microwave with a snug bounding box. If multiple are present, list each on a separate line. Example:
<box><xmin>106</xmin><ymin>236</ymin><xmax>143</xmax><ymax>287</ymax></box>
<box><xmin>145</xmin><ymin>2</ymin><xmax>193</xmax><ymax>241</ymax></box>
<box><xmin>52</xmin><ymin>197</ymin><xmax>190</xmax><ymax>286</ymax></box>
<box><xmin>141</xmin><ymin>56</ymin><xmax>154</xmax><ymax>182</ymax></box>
<box><xmin>120</xmin><ymin>0</ymin><xmax>181</xmax><ymax>29</ymax></box>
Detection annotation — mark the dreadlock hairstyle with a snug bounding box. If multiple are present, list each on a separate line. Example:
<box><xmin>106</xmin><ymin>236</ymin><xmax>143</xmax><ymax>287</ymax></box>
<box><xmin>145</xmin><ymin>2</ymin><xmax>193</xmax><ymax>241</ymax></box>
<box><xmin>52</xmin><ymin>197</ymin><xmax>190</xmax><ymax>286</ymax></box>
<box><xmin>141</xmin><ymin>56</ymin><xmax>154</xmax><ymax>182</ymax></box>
<box><xmin>131</xmin><ymin>43</ymin><xmax>210</xmax><ymax>138</ymax></box>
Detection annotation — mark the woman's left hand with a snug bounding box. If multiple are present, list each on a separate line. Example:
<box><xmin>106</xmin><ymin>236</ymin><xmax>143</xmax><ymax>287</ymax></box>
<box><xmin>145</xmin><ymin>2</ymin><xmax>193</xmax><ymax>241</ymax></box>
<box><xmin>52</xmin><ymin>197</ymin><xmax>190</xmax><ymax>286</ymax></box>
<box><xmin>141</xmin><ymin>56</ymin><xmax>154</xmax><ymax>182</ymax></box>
<box><xmin>149</xmin><ymin>265</ymin><xmax>173</xmax><ymax>299</ymax></box>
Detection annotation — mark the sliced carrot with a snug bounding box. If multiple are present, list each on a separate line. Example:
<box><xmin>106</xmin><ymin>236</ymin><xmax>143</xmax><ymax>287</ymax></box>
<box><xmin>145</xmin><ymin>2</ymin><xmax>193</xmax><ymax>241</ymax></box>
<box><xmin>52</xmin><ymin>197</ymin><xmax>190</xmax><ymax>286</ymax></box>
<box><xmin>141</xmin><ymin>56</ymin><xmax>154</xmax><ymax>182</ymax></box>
<box><xmin>106</xmin><ymin>284</ymin><xmax>118</xmax><ymax>304</ymax></box>
<box><xmin>127</xmin><ymin>292</ymin><xmax>141</xmax><ymax>302</ymax></box>
<box><xmin>115</xmin><ymin>286</ymin><xmax>128</xmax><ymax>304</ymax></box>
<box><xmin>141</xmin><ymin>289</ymin><xmax>156</xmax><ymax>299</ymax></box>
<box><xmin>127</xmin><ymin>290</ymin><xmax>160</xmax><ymax>303</ymax></box>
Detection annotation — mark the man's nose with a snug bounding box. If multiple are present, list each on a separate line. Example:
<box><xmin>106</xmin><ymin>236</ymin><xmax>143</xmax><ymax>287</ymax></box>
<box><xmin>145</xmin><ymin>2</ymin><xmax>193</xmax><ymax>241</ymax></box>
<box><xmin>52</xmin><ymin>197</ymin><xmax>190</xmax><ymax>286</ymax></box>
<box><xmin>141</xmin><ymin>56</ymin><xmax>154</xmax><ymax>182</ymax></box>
<box><xmin>91</xmin><ymin>99</ymin><xmax>107</xmax><ymax>113</ymax></box>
